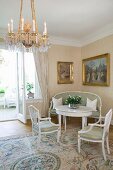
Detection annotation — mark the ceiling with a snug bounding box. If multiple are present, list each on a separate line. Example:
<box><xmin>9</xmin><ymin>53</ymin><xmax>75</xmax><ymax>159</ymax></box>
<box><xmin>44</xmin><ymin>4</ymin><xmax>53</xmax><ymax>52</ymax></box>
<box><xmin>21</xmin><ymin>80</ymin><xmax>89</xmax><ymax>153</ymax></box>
<box><xmin>0</xmin><ymin>0</ymin><xmax>113</xmax><ymax>46</ymax></box>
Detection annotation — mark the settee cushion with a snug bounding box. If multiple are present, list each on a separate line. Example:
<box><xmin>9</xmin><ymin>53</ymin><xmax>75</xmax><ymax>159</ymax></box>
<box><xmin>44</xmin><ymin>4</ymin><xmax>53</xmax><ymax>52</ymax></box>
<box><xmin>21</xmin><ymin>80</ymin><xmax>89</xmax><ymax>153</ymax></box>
<box><xmin>86</xmin><ymin>98</ymin><xmax>97</xmax><ymax>111</ymax></box>
<box><xmin>52</xmin><ymin>97</ymin><xmax>62</xmax><ymax>109</ymax></box>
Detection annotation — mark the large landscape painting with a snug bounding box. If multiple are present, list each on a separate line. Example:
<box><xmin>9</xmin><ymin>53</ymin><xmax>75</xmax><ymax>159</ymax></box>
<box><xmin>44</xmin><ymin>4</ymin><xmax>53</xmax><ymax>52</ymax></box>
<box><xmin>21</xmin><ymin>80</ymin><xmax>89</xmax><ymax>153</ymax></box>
<box><xmin>82</xmin><ymin>53</ymin><xmax>110</xmax><ymax>86</ymax></box>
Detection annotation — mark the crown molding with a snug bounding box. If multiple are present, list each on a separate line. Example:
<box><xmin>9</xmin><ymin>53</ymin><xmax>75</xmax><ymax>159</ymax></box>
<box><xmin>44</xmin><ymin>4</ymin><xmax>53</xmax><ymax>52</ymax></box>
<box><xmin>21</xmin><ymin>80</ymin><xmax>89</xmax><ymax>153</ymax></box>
<box><xmin>50</xmin><ymin>23</ymin><xmax>113</xmax><ymax>47</ymax></box>
<box><xmin>50</xmin><ymin>36</ymin><xmax>81</xmax><ymax>47</ymax></box>
<box><xmin>80</xmin><ymin>23</ymin><xmax>113</xmax><ymax>46</ymax></box>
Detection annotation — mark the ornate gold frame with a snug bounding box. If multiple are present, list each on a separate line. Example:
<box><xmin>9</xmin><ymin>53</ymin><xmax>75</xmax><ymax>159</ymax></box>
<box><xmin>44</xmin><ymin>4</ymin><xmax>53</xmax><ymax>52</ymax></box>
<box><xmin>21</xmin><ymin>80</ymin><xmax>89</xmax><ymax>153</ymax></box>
<box><xmin>57</xmin><ymin>61</ymin><xmax>74</xmax><ymax>84</ymax></box>
<box><xmin>82</xmin><ymin>53</ymin><xmax>110</xmax><ymax>86</ymax></box>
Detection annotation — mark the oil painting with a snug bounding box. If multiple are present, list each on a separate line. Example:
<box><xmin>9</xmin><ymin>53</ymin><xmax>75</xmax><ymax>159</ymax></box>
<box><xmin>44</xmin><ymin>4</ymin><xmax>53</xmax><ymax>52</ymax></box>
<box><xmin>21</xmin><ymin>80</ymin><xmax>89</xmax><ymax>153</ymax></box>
<box><xmin>57</xmin><ymin>62</ymin><xmax>74</xmax><ymax>84</ymax></box>
<box><xmin>82</xmin><ymin>53</ymin><xmax>110</xmax><ymax>86</ymax></box>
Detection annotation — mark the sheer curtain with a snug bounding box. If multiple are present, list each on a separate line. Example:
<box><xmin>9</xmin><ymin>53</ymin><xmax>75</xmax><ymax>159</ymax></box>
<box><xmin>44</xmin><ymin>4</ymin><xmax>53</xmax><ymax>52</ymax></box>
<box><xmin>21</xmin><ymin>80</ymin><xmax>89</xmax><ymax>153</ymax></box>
<box><xmin>33</xmin><ymin>48</ymin><xmax>49</xmax><ymax>117</ymax></box>
<box><xmin>0</xmin><ymin>42</ymin><xmax>7</xmax><ymax>50</ymax></box>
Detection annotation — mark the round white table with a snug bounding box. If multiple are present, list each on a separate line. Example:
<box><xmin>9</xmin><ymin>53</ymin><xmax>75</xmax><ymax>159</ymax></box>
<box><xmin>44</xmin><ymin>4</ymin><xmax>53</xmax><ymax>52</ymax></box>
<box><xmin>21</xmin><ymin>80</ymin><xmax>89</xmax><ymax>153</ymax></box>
<box><xmin>55</xmin><ymin>105</ymin><xmax>93</xmax><ymax>135</ymax></box>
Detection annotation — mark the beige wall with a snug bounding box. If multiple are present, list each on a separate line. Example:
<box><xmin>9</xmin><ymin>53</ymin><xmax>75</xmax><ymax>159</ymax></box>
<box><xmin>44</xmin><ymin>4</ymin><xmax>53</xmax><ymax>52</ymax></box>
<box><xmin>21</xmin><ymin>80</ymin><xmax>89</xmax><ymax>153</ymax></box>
<box><xmin>26</xmin><ymin>44</ymin><xmax>81</xmax><ymax>117</ymax></box>
<box><xmin>48</xmin><ymin>45</ymin><xmax>81</xmax><ymax>98</ymax></box>
<box><xmin>81</xmin><ymin>35</ymin><xmax>113</xmax><ymax>115</ymax></box>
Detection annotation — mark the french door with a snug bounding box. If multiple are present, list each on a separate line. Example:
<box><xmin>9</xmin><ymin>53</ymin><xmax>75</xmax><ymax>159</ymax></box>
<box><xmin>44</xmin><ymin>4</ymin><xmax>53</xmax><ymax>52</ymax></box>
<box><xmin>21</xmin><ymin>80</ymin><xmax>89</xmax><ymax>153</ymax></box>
<box><xmin>16</xmin><ymin>51</ymin><xmax>26</xmax><ymax>123</ymax></box>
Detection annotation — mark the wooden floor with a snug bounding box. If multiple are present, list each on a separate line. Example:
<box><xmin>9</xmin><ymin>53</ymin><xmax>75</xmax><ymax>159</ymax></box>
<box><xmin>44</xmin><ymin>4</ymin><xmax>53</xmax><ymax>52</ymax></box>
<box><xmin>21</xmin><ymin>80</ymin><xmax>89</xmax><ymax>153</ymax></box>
<box><xmin>0</xmin><ymin>117</ymin><xmax>113</xmax><ymax>139</ymax></box>
<box><xmin>0</xmin><ymin>120</ymin><xmax>32</xmax><ymax>137</ymax></box>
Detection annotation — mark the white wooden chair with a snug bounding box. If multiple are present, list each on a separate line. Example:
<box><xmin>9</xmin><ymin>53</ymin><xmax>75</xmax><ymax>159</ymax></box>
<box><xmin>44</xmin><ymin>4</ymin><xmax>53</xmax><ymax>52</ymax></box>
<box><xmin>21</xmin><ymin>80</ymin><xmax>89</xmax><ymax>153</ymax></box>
<box><xmin>28</xmin><ymin>105</ymin><xmax>60</xmax><ymax>143</ymax></box>
<box><xmin>78</xmin><ymin>109</ymin><xmax>112</xmax><ymax>161</ymax></box>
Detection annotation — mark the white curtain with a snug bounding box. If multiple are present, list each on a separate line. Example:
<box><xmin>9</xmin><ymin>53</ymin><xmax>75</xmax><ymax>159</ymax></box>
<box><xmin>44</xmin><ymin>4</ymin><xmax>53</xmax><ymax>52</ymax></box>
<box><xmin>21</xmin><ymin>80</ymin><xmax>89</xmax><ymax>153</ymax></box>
<box><xmin>33</xmin><ymin>48</ymin><xmax>49</xmax><ymax>117</ymax></box>
<box><xmin>0</xmin><ymin>42</ymin><xmax>7</xmax><ymax>50</ymax></box>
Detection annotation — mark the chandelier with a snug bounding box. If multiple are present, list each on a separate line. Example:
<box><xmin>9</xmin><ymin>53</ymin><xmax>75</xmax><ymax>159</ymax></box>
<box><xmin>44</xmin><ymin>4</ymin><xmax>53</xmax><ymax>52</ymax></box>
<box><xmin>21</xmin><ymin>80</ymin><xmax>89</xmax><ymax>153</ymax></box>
<box><xmin>5</xmin><ymin>0</ymin><xmax>50</xmax><ymax>52</ymax></box>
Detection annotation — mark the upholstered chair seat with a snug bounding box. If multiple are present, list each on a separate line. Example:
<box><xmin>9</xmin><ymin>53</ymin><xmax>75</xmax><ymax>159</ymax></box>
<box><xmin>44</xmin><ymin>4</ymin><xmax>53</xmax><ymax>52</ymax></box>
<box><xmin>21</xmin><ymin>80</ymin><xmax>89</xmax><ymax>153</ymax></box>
<box><xmin>32</xmin><ymin>121</ymin><xmax>59</xmax><ymax>132</ymax></box>
<box><xmin>80</xmin><ymin>126</ymin><xmax>103</xmax><ymax>140</ymax></box>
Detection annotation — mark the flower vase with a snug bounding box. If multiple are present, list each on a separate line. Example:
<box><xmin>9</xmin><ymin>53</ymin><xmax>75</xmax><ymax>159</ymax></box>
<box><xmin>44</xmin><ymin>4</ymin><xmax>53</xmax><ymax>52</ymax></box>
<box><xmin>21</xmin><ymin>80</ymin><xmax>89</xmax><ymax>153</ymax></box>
<box><xmin>68</xmin><ymin>103</ymin><xmax>78</xmax><ymax>109</ymax></box>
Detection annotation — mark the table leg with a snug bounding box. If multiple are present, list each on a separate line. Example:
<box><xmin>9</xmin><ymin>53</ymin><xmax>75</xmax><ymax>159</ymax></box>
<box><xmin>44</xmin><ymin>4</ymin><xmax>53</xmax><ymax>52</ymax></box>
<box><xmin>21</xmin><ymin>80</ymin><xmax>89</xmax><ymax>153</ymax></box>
<box><xmin>64</xmin><ymin>116</ymin><xmax>66</xmax><ymax>131</ymax></box>
<box><xmin>82</xmin><ymin>117</ymin><xmax>87</xmax><ymax>129</ymax></box>
<box><xmin>63</xmin><ymin>115</ymin><xmax>66</xmax><ymax>131</ymax></box>
<box><xmin>58</xmin><ymin>114</ymin><xmax>61</xmax><ymax>136</ymax></box>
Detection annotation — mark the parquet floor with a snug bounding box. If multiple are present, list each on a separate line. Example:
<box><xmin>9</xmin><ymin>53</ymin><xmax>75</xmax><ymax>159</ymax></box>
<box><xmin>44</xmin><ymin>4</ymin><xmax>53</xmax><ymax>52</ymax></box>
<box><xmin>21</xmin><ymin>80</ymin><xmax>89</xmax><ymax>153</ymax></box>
<box><xmin>0</xmin><ymin>117</ymin><xmax>113</xmax><ymax>140</ymax></box>
<box><xmin>0</xmin><ymin>120</ymin><xmax>32</xmax><ymax>137</ymax></box>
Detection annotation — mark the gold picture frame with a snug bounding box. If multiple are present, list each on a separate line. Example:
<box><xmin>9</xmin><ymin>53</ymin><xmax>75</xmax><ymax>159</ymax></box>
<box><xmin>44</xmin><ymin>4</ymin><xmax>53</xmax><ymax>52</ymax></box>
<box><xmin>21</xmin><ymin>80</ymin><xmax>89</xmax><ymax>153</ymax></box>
<box><xmin>82</xmin><ymin>53</ymin><xmax>110</xmax><ymax>86</ymax></box>
<box><xmin>57</xmin><ymin>61</ymin><xmax>74</xmax><ymax>84</ymax></box>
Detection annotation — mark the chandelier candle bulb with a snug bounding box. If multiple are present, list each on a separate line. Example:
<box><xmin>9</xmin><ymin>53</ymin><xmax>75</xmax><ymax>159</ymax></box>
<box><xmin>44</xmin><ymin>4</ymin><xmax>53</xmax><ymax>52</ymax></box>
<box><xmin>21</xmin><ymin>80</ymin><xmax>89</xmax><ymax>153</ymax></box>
<box><xmin>32</xmin><ymin>20</ymin><xmax>35</xmax><ymax>32</ymax></box>
<box><xmin>8</xmin><ymin>23</ymin><xmax>10</xmax><ymax>33</ymax></box>
<box><xmin>21</xmin><ymin>18</ymin><xmax>24</xmax><ymax>31</ymax></box>
<box><xmin>43</xmin><ymin>21</ymin><xmax>47</xmax><ymax>35</ymax></box>
<box><xmin>10</xmin><ymin>19</ymin><xmax>13</xmax><ymax>32</ymax></box>
<box><xmin>36</xmin><ymin>35</ymin><xmax>38</xmax><ymax>44</ymax></box>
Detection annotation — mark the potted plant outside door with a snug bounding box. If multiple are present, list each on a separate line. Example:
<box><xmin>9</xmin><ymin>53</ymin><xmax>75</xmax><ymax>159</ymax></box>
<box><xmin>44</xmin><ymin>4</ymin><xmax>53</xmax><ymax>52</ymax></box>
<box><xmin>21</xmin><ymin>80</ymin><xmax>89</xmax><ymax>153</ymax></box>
<box><xmin>26</xmin><ymin>83</ymin><xmax>34</xmax><ymax>98</ymax></box>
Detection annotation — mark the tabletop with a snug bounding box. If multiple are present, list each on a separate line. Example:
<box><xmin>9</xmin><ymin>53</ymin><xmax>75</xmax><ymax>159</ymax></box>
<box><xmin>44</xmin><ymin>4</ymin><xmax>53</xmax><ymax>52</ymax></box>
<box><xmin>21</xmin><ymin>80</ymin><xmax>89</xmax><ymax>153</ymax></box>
<box><xmin>55</xmin><ymin>105</ymin><xmax>93</xmax><ymax>112</ymax></box>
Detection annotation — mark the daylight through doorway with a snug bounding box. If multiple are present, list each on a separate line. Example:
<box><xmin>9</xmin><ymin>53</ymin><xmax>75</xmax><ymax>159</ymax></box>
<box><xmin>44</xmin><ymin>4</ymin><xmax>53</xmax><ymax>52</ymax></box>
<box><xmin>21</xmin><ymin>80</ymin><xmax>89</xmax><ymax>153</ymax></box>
<box><xmin>0</xmin><ymin>50</ymin><xmax>17</xmax><ymax>121</ymax></box>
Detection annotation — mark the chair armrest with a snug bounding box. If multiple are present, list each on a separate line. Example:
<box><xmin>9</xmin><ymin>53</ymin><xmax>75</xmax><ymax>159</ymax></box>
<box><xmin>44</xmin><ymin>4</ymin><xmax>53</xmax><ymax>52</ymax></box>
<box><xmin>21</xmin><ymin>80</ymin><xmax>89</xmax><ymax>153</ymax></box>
<box><xmin>100</xmin><ymin>116</ymin><xmax>105</xmax><ymax>119</ymax></box>
<box><xmin>78</xmin><ymin>126</ymin><xmax>93</xmax><ymax>134</ymax></box>
<box><xmin>88</xmin><ymin>115</ymin><xmax>105</xmax><ymax>126</ymax></box>
<box><xmin>88</xmin><ymin>123</ymin><xmax>105</xmax><ymax>127</ymax></box>
<box><xmin>50</xmin><ymin>121</ymin><xmax>60</xmax><ymax>127</ymax></box>
<box><xmin>99</xmin><ymin>116</ymin><xmax>105</xmax><ymax>121</ymax></box>
<box><xmin>48</xmin><ymin>101</ymin><xmax>53</xmax><ymax>117</ymax></box>
<box><xmin>78</xmin><ymin>122</ymin><xmax>104</xmax><ymax>135</ymax></box>
<box><xmin>49</xmin><ymin>101</ymin><xmax>53</xmax><ymax>111</ymax></box>
<box><xmin>89</xmin><ymin>116</ymin><xmax>104</xmax><ymax>125</ymax></box>
<box><xmin>94</xmin><ymin>119</ymin><xmax>101</xmax><ymax>124</ymax></box>
<box><xmin>40</xmin><ymin>117</ymin><xmax>51</xmax><ymax>121</ymax></box>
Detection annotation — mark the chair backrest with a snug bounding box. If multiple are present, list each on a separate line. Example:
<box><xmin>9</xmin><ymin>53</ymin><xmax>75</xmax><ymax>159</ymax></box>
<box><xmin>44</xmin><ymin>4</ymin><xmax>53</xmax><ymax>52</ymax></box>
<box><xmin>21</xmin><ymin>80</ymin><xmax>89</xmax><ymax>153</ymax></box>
<box><xmin>103</xmin><ymin>109</ymin><xmax>112</xmax><ymax>137</ymax></box>
<box><xmin>28</xmin><ymin>105</ymin><xmax>40</xmax><ymax>124</ymax></box>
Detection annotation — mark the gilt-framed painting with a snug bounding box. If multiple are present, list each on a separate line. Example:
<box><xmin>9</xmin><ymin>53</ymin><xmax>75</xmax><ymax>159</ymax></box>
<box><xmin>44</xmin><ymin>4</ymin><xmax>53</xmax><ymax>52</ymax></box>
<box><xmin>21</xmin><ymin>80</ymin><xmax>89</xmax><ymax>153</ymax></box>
<box><xmin>57</xmin><ymin>61</ymin><xmax>74</xmax><ymax>84</ymax></box>
<box><xmin>82</xmin><ymin>53</ymin><xmax>110</xmax><ymax>86</ymax></box>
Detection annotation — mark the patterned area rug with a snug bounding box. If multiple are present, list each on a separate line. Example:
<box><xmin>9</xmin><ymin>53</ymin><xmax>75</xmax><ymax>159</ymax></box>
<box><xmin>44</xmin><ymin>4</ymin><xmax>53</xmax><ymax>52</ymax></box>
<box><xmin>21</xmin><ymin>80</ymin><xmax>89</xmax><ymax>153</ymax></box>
<box><xmin>0</xmin><ymin>128</ymin><xmax>113</xmax><ymax>170</ymax></box>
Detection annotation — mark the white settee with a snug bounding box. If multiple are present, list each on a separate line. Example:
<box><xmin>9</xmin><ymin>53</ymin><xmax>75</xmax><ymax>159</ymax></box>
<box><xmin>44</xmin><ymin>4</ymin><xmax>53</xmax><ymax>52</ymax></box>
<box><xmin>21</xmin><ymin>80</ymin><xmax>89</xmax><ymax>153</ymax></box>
<box><xmin>49</xmin><ymin>91</ymin><xmax>102</xmax><ymax>119</ymax></box>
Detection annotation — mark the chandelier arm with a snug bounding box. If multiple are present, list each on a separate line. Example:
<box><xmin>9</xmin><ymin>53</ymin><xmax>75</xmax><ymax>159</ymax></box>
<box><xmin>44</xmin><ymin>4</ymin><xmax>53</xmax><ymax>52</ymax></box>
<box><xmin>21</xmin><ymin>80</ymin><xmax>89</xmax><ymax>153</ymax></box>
<box><xmin>31</xmin><ymin>0</ymin><xmax>38</xmax><ymax>32</ymax></box>
<box><xmin>31</xmin><ymin>0</ymin><xmax>34</xmax><ymax>20</ymax></box>
<box><xmin>18</xmin><ymin>0</ymin><xmax>23</xmax><ymax>32</ymax></box>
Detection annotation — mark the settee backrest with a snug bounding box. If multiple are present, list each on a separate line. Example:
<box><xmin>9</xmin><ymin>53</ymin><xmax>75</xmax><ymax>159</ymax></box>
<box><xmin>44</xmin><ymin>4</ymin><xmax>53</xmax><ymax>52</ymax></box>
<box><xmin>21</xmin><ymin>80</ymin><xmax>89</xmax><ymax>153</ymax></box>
<box><xmin>53</xmin><ymin>91</ymin><xmax>102</xmax><ymax>111</ymax></box>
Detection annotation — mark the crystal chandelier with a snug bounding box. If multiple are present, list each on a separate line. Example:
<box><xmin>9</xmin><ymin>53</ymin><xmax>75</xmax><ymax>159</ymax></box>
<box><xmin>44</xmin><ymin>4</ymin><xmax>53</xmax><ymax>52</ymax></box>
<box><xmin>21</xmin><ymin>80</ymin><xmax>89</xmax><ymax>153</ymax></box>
<box><xmin>5</xmin><ymin>0</ymin><xmax>50</xmax><ymax>52</ymax></box>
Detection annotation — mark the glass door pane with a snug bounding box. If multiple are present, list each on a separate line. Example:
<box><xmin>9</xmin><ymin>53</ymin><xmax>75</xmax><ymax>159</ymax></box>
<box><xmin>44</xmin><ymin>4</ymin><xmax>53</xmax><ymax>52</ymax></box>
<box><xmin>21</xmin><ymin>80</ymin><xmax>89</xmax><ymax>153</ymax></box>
<box><xmin>17</xmin><ymin>51</ymin><xmax>26</xmax><ymax>123</ymax></box>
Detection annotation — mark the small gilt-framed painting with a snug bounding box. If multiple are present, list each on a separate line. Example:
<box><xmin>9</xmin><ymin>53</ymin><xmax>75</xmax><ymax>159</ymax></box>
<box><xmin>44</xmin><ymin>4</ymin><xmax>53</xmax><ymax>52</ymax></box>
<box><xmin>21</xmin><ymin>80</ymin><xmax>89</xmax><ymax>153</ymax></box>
<box><xmin>82</xmin><ymin>53</ymin><xmax>110</xmax><ymax>86</ymax></box>
<box><xmin>57</xmin><ymin>61</ymin><xmax>74</xmax><ymax>84</ymax></box>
